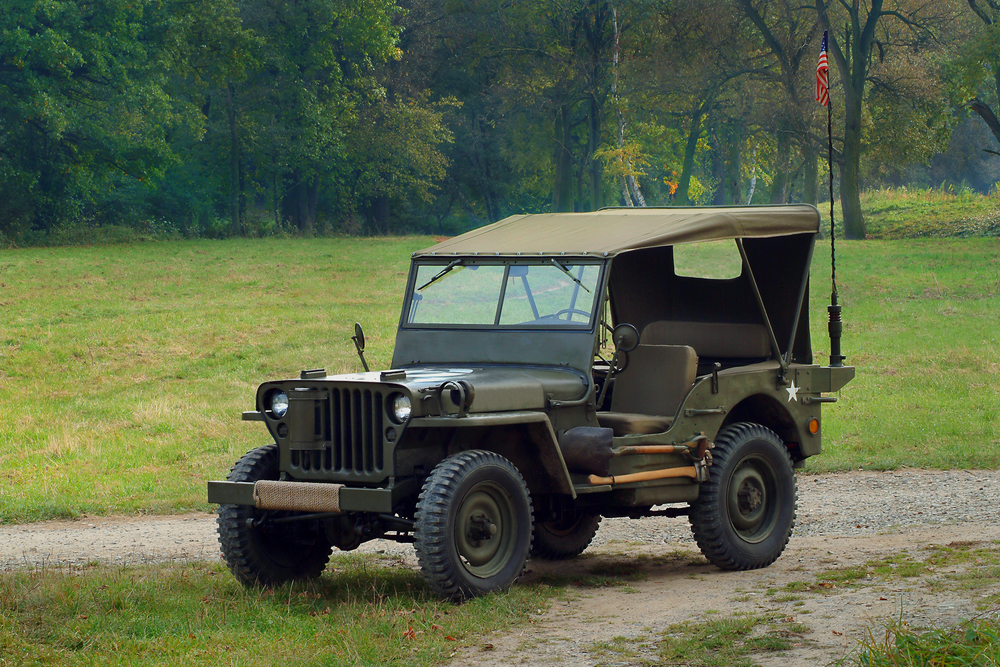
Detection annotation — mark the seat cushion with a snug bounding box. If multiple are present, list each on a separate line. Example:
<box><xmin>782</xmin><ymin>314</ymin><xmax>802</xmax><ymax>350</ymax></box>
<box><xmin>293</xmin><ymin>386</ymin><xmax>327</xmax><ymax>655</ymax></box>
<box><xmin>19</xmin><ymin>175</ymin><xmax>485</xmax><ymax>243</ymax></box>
<box><xmin>642</xmin><ymin>320</ymin><xmax>772</xmax><ymax>359</ymax></box>
<box><xmin>609</xmin><ymin>344</ymin><xmax>698</xmax><ymax>417</ymax></box>
<box><xmin>597</xmin><ymin>412</ymin><xmax>674</xmax><ymax>436</ymax></box>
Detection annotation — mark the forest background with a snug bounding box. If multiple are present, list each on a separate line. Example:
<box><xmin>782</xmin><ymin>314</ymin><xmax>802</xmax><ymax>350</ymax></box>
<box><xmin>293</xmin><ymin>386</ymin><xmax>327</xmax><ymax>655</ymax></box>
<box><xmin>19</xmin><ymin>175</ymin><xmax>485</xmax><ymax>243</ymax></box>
<box><xmin>3</xmin><ymin>0</ymin><xmax>1000</xmax><ymax>246</ymax></box>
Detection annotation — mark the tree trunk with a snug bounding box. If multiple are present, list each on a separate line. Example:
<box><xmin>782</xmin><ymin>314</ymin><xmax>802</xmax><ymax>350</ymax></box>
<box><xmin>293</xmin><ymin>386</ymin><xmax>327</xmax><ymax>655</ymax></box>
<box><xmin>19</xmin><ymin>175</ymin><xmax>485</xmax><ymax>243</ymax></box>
<box><xmin>841</xmin><ymin>93</ymin><xmax>867</xmax><ymax>239</ymax></box>
<box><xmin>225</xmin><ymin>84</ymin><xmax>241</xmax><ymax>234</ymax></box>
<box><xmin>553</xmin><ymin>105</ymin><xmax>574</xmax><ymax>212</ymax></box>
<box><xmin>589</xmin><ymin>96</ymin><xmax>602</xmax><ymax>211</ymax></box>
<box><xmin>675</xmin><ymin>107</ymin><xmax>704</xmax><ymax>205</ymax></box>
<box><xmin>769</xmin><ymin>131</ymin><xmax>790</xmax><ymax>204</ymax></box>
<box><xmin>727</xmin><ymin>130</ymin><xmax>742</xmax><ymax>205</ymax></box>
<box><xmin>802</xmin><ymin>144</ymin><xmax>818</xmax><ymax>205</ymax></box>
<box><xmin>711</xmin><ymin>129</ymin><xmax>726</xmax><ymax>205</ymax></box>
<box><xmin>370</xmin><ymin>194</ymin><xmax>390</xmax><ymax>234</ymax></box>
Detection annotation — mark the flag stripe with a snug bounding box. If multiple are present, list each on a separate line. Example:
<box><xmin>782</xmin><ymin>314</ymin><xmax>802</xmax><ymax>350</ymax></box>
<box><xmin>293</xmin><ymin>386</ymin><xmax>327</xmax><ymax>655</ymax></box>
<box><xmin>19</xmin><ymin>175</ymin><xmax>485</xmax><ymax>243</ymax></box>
<box><xmin>816</xmin><ymin>31</ymin><xmax>830</xmax><ymax>107</ymax></box>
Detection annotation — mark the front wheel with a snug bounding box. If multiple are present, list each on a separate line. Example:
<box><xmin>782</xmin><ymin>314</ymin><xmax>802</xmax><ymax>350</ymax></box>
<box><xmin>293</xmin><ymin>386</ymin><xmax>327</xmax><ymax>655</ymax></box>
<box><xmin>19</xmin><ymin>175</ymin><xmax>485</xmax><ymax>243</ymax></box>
<box><xmin>414</xmin><ymin>450</ymin><xmax>533</xmax><ymax>600</ymax></box>
<box><xmin>217</xmin><ymin>445</ymin><xmax>332</xmax><ymax>587</ymax></box>
<box><xmin>689</xmin><ymin>424</ymin><xmax>796</xmax><ymax>570</ymax></box>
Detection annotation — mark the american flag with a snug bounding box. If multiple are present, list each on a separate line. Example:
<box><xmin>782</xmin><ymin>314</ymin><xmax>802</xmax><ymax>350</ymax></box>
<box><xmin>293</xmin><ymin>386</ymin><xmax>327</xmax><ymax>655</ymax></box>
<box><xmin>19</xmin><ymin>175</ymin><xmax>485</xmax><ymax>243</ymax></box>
<box><xmin>816</xmin><ymin>31</ymin><xmax>830</xmax><ymax>107</ymax></box>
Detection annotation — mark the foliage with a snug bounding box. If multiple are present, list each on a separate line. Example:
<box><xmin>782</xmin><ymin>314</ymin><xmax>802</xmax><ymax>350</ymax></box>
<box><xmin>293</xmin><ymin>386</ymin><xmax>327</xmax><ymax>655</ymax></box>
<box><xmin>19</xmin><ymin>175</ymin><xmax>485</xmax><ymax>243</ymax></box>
<box><xmin>1</xmin><ymin>0</ymin><xmax>1000</xmax><ymax>241</ymax></box>
<box><xmin>0</xmin><ymin>0</ymin><xmax>205</xmax><ymax>244</ymax></box>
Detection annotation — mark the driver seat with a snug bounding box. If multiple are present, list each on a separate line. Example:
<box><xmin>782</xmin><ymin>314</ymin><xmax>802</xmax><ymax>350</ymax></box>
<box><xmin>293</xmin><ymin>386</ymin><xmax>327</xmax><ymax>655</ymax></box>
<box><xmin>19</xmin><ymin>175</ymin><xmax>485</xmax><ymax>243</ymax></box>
<box><xmin>597</xmin><ymin>344</ymin><xmax>699</xmax><ymax>436</ymax></box>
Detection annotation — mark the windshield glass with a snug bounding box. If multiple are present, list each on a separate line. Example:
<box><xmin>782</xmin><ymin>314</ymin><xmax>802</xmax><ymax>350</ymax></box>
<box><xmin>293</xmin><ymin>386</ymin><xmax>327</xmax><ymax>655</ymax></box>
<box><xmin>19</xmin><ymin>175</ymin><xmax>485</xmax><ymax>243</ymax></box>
<box><xmin>406</xmin><ymin>261</ymin><xmax>602</xmax><ymax>327</ymax></box>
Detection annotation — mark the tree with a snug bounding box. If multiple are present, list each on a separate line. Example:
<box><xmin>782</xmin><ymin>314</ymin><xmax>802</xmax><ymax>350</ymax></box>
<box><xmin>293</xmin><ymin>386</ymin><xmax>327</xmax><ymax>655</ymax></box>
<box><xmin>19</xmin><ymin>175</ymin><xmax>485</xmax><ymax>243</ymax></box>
<box><xmin>223</xmin><ymin>0</ymin><xmax>402</xmax><ymax>233</ymax></box>
<box><xmin>815</xmin><ymin>0</ymin><xmax>959</xmax><ymax>238</ymax></box>
<box><xmin>625</xmin><ymin>0</ymin><xmax>763</xmax><ymax>205</ymax></box>
<box><xmin>964</xmin><ymin>0</ymin><xmax>1000</xmax><ymax>153</ymax></box>
<box><xmin>736</xmin><ymin>0</ymin><xmax>823</xmax><ymax>204</ymax></box>
<box><xmin>0</xmin><ymin>0</ymin><xmax>205</xmax><ymax>241</ymax></box>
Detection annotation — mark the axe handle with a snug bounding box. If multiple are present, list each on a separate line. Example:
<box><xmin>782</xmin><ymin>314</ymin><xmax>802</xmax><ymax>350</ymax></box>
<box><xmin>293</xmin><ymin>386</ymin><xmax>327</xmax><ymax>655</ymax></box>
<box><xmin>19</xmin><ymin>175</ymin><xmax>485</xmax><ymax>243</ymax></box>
<box><xmin>588</xmin><ymin>466</ymin><xmax>698</xmax><ymax>486</ymax></box>
<box><xmin>615</xmin><ymin>445</ymin><xmax>689</xmax><ymax>456</ymax></box>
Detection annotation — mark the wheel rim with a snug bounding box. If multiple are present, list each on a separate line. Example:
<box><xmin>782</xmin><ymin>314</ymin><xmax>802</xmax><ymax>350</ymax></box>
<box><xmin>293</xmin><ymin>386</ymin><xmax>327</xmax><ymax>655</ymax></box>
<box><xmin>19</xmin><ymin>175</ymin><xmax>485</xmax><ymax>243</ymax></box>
<box><xmin>455</xmin><ymin>481</ymin><xmax>517</xmax><ymax>578</ymax></box>
<box><xmin>726</xmin><ymin>455</ymin><xmax>779</xmax><ymax>544</ymax></box>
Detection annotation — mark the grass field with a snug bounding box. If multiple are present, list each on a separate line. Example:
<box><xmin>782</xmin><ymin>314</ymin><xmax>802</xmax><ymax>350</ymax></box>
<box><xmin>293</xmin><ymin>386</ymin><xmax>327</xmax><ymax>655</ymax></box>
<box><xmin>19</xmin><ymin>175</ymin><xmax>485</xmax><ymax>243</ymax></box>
<box><xmin>822</xmin><ymin>186</ymin><xmax>1000</xmax><ymax>239</ymax></box>
<box><xmin>0</xmin><ymin>556</ymin><xmax>550</xmax><ymax>666</ymax></box>
<box><xmin>2</xmin><ymin>231</ymin><xmax>999</xmax><ymax>523</ymax></box>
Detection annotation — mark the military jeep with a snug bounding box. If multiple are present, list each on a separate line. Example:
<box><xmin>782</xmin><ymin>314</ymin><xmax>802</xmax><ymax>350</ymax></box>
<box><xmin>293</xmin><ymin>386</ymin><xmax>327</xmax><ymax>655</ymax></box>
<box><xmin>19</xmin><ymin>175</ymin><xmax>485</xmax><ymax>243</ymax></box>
<box><xmin>208</xmin><ymin>205</ymin><xmax>854</xmax><ymax>600</ymax></box>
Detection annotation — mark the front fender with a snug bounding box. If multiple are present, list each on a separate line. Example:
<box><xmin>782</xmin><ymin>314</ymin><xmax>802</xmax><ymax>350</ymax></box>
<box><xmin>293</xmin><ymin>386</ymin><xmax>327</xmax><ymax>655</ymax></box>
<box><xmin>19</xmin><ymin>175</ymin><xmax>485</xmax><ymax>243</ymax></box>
<box><xmin>408</xmin><ymin>412</ymin><xmax>576</xmax><ymax>497</ymax></box>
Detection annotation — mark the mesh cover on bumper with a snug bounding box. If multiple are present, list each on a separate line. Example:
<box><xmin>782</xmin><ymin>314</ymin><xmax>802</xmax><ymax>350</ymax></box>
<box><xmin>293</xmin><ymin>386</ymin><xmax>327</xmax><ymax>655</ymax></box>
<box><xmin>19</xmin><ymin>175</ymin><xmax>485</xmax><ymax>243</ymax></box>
<box><xmin>253</xmin><ymin>480</ymin><xmax>344</xmax><ymax>513</ymax></box>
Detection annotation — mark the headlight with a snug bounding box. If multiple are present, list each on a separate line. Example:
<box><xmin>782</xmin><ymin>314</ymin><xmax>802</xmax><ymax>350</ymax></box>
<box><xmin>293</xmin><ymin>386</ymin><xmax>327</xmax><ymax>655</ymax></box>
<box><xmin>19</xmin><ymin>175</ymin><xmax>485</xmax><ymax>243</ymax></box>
<box><xmin>271</xmin><ymin>391</ymin><xmax>289</xmax><ymax>418</ymax></box>
<box><xmin>392</xmin><ymin>394</ymin><xmax>411</xmax><ymax>423</ymax></box>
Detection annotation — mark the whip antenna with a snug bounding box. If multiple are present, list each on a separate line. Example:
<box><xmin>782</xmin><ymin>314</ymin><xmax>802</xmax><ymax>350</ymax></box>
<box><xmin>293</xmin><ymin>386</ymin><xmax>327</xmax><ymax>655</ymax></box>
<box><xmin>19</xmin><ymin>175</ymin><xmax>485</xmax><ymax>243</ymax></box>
<box><xmin>817</xmin><ymin>30</ymin><xmax>844</xmax><ymax>367</ymax></box>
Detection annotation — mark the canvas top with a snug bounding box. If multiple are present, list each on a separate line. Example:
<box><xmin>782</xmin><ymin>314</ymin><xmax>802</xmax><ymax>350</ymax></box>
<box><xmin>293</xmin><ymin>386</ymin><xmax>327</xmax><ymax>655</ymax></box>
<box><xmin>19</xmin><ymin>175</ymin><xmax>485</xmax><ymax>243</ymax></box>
<box><xmin>415</xmin><ymin>205</ymin><xmax>821</xmax><ymax>258</ymax></box>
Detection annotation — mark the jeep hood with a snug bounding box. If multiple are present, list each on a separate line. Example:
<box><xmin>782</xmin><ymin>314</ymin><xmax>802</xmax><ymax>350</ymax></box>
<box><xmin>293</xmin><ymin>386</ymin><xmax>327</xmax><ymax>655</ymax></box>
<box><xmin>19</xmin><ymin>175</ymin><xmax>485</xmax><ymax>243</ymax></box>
<box><xmin>326</xmin><ymin>366</ymin><xmax>587</xmax><ymax>413</ymax></box>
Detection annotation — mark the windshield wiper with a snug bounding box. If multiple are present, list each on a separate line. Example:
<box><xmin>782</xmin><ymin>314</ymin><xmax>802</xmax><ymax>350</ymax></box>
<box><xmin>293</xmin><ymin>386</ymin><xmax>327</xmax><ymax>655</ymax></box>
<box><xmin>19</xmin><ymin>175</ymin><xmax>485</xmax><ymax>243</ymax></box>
<box><xmin>418</xmin><ymin>259</ymin><xmax>463</xmax><ymax>291</ymax></box>
<box><xmin>550</xmin><ymin>259</ymin><xmax>591</xmax><ymax>293</ymax></box>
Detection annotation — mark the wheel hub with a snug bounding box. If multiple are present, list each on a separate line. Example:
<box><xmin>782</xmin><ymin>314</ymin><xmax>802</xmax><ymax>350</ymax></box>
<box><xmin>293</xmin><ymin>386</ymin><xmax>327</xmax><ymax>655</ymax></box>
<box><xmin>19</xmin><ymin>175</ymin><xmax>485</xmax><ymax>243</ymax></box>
<box><xmin>737</xmin><ymin>484</ymin><xmax>763</xmax><ymax>513</ymax></box>
<box><xmin>454</xmin><ymin>485</ymin><xmax>515</xmax><ymax>574</ymax></box>
<box><xmin>466</xmin><ymin>512</ymin><xmax>498</xmax><ymax>542</ymax></box>
<box><xmin>727</xmin><ymin>463</ymin><xmax>770</xmax><ymax>536</ymax></box>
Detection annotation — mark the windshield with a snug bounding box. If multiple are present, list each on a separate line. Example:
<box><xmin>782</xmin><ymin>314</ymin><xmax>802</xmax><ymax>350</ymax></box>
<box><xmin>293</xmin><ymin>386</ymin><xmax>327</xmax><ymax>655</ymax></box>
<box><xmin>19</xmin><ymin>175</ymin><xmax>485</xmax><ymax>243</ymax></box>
<box><xmin>405</xmin><ymin>260</ymin><xmax>602</xmax><ymax>328</ymax></box>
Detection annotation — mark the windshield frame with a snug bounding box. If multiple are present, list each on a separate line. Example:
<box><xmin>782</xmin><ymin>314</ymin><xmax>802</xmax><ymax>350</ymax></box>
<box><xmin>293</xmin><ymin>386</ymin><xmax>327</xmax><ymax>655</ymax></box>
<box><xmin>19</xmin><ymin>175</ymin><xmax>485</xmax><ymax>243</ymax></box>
<box><xmin>400</xmin><ymin>257</ymin><xmax>607</xmax><ymax>331</ymax></box>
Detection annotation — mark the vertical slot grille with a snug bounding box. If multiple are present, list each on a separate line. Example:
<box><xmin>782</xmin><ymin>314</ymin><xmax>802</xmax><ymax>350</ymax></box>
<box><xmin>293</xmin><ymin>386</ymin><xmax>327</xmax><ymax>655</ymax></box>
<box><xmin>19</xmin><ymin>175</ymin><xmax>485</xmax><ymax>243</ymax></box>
<box><xmin>333</xmin><ymin>387</ymin><xmax>384</xmax><ymax>474</ymax></box>
<box><xmin>288</xmin><ymin>386</ymin><xmax>385</xmax><ymax>477</ymax></box>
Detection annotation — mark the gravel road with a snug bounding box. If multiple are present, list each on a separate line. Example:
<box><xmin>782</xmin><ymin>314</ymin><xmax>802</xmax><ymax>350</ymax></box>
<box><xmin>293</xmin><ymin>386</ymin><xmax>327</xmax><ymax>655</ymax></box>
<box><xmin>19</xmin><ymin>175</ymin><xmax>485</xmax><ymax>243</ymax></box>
<box><xmin>1</xmin><ymin>468</ymin><xmax>997</xmax><ymax>569</ymax></box>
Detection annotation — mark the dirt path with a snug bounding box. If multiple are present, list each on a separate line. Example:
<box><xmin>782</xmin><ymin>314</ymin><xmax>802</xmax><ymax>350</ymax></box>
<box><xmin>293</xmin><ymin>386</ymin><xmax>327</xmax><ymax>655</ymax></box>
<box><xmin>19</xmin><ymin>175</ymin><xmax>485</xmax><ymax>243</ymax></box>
<box><xmin>3</xmin><ymin>468</ymin><xmax>1000</xmax><ymax>666</ymax></box>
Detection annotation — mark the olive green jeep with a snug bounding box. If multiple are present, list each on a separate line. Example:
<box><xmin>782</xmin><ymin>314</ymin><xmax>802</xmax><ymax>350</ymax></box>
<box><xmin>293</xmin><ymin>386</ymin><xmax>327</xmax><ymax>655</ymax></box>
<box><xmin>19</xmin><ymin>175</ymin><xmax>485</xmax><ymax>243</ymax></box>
<box><xmin>208</xmin><ymin>205</ymin><xmax>854</xmax><ymax>600</ymax></box>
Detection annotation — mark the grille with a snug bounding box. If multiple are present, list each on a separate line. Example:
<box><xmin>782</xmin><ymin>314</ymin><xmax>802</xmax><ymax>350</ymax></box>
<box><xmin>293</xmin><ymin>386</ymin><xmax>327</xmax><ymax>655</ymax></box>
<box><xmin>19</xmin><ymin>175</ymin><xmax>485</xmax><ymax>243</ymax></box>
<box><xmin>291</xmin><ymin>388</ymin><xmax>385</xmax><ymax>476</ymax></box>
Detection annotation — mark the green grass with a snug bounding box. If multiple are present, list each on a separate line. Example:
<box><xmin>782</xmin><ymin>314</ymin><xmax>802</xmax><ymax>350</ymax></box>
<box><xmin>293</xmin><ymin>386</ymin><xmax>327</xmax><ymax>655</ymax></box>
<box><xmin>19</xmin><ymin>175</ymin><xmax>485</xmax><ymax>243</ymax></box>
<box><xmin>1</xmin><ymin>196</ymin><xmax>1000</xmax><ymax>521</ymax></box>
<box><xmin>845</xmin><ymin>615</ymin><xmax>1000</xmax><ymax>666</ymax></box>
<box><xmin>589</xmin><ymin>612</ymin><xmax>809</xmax><ymax>667</ymax></box>
<box><xmin>806</xmin><ymin>236</ymin><xmax>1000</xmax><ymax>472</ymax></box>
<box><xmin>820</xmin><ymin>186</ymin><xmax>1000</xmax><ymax>239</ymax></box>
<box><xmin>0</xmin><ymin>236</ymin><xmax>427</xmax><ymax>523</ymax></box>
<box><xmin>0</xmin><ymin>555</ymin><xmax>551</xmax><ymax>666</ymax></box>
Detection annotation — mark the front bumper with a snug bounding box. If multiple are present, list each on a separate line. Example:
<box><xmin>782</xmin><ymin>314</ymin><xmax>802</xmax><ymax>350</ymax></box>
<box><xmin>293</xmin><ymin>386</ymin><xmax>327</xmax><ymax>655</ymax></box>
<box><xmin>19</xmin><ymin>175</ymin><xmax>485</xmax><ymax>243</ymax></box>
<box><xmin>207</xmin><ymin>480</ymin><xmax>394</xmax><ymax>513</ymax></box>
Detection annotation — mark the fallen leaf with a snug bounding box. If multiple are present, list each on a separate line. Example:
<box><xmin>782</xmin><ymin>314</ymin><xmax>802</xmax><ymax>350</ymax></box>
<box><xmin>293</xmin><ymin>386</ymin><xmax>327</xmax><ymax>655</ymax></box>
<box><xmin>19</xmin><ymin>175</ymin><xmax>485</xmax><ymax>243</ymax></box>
<box><xmin>832</xmin><ymin>630</ymin><xmax>843</xmax><ymax>636</ymax></box>
<box><xmin>431</xmin><ymin>624</ymin><xmax>443</xmax><ymax>631</ymax></box>
<box><xmin>482</xmin><ymin>644</ymin><xmax>494</xmax><ymax>651</ymax></box>
<box><xmin>403</xmin><ymin>627</ymin><xmax>416</xmax><ymax>640</ymax></box>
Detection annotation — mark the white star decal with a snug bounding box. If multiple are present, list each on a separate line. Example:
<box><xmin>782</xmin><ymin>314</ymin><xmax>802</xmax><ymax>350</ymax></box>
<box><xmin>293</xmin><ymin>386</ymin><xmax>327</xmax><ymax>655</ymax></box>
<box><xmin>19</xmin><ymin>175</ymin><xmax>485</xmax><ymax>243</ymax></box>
<box><xmin>786</xmin><ymin>381</ymin><xmax>800</xmax><ymax>403</ymax></box>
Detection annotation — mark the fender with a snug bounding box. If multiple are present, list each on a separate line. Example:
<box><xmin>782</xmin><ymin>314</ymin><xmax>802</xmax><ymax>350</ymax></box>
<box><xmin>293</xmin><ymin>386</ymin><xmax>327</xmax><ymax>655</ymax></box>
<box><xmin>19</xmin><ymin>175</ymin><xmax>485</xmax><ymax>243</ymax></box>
<box><xmin>408</xmin><ymin>412</ymin><xmax>576</xmax><ymax>497</ymax></box>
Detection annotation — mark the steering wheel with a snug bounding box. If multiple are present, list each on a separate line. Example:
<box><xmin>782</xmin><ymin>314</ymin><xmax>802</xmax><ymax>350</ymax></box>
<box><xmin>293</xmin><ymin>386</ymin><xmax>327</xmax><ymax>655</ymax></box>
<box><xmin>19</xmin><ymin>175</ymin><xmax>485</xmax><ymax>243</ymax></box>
<box><xmin>553</xmin><ymin>308</ymin><xmax>592</xmax><ymax>321</ymax></box>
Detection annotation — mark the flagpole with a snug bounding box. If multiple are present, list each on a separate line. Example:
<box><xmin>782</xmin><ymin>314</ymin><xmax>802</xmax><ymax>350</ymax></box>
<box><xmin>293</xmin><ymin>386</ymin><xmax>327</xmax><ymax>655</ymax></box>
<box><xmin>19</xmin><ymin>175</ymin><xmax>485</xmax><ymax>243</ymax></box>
<box><xmin>819</xmin><ymin>30</ymin><xmax>844</xmax><ymax>368</ymax></box>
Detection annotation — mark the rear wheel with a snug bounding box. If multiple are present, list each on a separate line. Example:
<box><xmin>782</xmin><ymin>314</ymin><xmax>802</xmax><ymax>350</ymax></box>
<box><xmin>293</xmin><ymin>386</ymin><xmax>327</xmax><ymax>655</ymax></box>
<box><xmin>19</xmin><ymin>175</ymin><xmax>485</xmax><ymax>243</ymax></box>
<box><xmin>414</xmin><ymin>450</ymin><xmax>533</xmax><ymax>600</ymax></box>
<box><xmin>689</xmin><ymin>423</ymin><xmax>796</xmax><ymax>570</ymax></box>
<box><xmin>532</xmin><ymin>511</ymin><xmax>601</xmax><ymax>560</ymax></box>
<box><xmin>217</xmin><ymin>445</ymin><xmax>332</xmax><ymax>587</ymax></box>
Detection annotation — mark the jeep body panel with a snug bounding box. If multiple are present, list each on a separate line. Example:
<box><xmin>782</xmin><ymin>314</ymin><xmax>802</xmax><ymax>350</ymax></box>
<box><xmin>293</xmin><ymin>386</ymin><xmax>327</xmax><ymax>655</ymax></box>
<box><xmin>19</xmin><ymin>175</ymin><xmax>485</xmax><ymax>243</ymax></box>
<box><xmin>211</xmin><ymin>205</ymin><xmax>855</xmax><ymax>596</ymax></box>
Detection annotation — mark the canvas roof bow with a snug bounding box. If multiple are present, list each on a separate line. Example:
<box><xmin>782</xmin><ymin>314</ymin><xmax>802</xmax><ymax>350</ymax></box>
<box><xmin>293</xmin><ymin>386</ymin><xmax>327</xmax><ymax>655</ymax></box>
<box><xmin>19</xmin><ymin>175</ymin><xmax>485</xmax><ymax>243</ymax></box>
<box><xmin>416</xmin><ymin>205</ymin><xmax>821</xmax><ymax>258</ymax></box>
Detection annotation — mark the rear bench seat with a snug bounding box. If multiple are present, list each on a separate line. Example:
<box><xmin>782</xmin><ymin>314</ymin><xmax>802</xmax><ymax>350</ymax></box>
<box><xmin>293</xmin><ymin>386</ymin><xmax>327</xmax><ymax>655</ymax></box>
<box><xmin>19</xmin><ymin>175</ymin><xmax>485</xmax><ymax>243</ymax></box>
<box><xmin>641</xmin><ymin>320</ymin><xmax>773</xmax><ymax>372</ymax></box>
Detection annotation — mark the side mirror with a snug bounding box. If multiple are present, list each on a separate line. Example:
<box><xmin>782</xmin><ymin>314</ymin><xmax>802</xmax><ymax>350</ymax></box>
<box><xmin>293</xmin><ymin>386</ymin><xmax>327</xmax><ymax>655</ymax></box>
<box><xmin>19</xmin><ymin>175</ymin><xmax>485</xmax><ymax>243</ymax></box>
<box><xmin>352</xmin><ymin>322</ymin><xmax>369</xmax><ymax>372</ymax></box>
<box><xmin>353</xmin><ymin>322</ymin><xmax>366</xmax><ymax>352</ymax></box>
<box><xmin>612</xmin><ymin>323</ymin><xmax>639</xmax><ymax>352</ymax></box>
